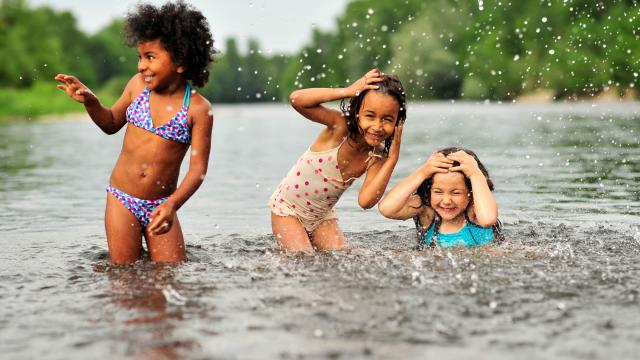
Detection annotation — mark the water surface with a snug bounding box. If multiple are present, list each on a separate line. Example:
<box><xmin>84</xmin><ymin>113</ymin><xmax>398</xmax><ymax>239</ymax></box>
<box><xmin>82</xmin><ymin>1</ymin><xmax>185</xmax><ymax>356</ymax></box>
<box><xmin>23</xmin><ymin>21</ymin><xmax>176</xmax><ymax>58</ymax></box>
<box><xmin>1</xmin><ymin>102</ymin><xmax>639</xmax><ymax>359</ymax></box>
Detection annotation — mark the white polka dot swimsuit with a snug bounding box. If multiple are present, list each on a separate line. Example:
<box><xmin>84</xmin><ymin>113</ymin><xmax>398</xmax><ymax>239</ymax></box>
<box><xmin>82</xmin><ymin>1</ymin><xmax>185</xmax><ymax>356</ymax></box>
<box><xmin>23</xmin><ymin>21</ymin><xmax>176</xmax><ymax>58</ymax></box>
<box><xmin>269</xmin><ymin>138</ymin><xmax>380</xmax><ymax>232</ymax></box>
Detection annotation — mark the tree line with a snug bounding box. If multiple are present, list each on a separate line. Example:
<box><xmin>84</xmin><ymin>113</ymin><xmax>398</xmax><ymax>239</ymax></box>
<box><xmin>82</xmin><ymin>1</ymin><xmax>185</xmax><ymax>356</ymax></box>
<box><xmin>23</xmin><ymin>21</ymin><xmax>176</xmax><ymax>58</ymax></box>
<box><xmin>1</xmin><ymin>0</ymin><xmax>638</xmax><ymax>106</ymax></box>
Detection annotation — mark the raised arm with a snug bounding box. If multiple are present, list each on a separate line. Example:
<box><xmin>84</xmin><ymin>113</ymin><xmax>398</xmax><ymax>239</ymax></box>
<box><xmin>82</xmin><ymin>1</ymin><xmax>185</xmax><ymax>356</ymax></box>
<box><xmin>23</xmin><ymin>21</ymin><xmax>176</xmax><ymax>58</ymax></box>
<box><xmin>289</xmin><ymin>68</ymin><xmax>384</xmax><ymax>128</ymax></box>
<box><xmin>147</xmin><ymin>96</ymin><xmax>213</xmax><ymax>236</ymax></box>
<box><xmin>447</xmin><ymin>151</ymin><xmax>498</xmax><ymax>227</ymax></box>
<box><xmin>55</xmin><ymin>74</ymin><xmax>135</xmax><ymax>134</ymax></box>
<box><xmin>357</xmin><ymin>122</ymin><xmax>403</xmax><ymax>209</ymax></box>
<box><xmin>378</xmin><ymin>152</ymin><xmax>452</xmax><ymax>220</ymax></box>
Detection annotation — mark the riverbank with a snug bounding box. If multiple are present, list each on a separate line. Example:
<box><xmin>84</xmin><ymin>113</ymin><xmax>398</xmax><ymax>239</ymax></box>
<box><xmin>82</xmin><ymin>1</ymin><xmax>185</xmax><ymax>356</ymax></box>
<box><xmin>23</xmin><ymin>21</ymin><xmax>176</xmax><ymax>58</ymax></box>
<box><xmin>0</xmin><ymin>82</ymin><xmax>118</xmax><ymax>122</ymax></box>
<box><xmin>2</xmin><ymin>84</ymin><xmax>639</xmax><ymax>122</ymax></box>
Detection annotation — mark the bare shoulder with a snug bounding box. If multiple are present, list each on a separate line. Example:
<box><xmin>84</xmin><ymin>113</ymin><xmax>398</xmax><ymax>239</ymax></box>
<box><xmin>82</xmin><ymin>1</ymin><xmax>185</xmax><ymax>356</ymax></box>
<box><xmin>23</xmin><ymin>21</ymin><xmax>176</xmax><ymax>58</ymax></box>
<box><xmin>127</xmin><ymin>74</ymin><xmax>146</xmax><ymax>99</ymax></box>
<box><xmin>310</xmin><ymin>115</ymin><xmax>349</xmax><ymax>151</ymax></box>
<box><xmin>189</xmin><ymin>92</ymin><xmax>213</xmax><ymax>125</ymax></box>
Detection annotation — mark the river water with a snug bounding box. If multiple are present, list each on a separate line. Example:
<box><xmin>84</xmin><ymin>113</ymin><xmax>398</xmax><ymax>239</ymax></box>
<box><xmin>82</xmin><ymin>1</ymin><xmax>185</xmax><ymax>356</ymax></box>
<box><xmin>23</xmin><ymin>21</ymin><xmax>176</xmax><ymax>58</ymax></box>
<box><xmin>1</xmin><ymin>102</ymin><xmax>639</xmax><ymax>359</ymax></box>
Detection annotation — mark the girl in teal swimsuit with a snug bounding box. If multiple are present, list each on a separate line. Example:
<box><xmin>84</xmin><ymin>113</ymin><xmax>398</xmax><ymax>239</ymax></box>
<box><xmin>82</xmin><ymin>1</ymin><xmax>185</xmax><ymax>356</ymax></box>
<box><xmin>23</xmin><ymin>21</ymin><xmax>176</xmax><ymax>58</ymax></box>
<box><xmin>378</xmin><ymin>147</ymin><xmax>501</xmax><ymax>248</ymax></box>
<box><xmin>55</xmin><ymin>2</ymin><xmax>217</xmax><ymax>265</ymax></box>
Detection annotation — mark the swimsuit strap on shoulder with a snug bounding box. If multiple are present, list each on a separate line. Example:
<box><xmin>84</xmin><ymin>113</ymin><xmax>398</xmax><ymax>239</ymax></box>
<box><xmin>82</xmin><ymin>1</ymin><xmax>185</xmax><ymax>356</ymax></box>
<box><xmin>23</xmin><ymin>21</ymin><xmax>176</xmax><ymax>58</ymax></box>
<box><xmin>365</xmin><ymin>148</ymin><xmax>383</xmax><ymax>169</ymax></box>
<box><xmin>182</xmin><ymin>83</ymin><xmax>191</xmax><ymax>108</ymax></box>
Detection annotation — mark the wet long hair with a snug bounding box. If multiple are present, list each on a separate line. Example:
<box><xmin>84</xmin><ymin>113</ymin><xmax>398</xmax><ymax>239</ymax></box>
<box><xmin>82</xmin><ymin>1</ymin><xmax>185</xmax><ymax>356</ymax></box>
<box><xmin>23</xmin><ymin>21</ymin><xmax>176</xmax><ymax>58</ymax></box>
<box><xmin>339</xmin><ymin>74</ymin><xmax>406</xmax><ymax>155</ymax></box>
<box><xmin>413</xmin><ymin>147</ymin><xmax>503</xmax><ymax>248</ymax></box>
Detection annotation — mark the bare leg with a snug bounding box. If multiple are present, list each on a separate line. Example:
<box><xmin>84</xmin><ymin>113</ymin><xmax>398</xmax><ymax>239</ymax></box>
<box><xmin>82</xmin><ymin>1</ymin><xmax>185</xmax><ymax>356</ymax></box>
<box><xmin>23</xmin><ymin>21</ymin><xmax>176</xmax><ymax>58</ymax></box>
<box><xmin>271</xmin><ymin>213</ymin><xmax>314</xmax><ymax>253</ymax></box>
<box><xmin>144</xmin><ymin>213</ymin><xmax>186</xmax><ymax>264</ymax></box>
<box><xmin>310</xmin><ymin>219</ymin><xmax>347</xmax><ymax>251</ymax></box>
<box><xmin>105</xmin><ymin>193</ymin><xmax>144</xmax><ymax>265</ymax></box>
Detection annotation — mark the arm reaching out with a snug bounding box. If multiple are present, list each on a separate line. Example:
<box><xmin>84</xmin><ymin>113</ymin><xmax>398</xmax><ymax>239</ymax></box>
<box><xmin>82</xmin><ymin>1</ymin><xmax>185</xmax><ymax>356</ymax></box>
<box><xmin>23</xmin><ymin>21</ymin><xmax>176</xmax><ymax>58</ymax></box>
<box><xmin>55</xmin><ymin>74</ymin><xmax>131</xmax><ymax>134</ymax></box>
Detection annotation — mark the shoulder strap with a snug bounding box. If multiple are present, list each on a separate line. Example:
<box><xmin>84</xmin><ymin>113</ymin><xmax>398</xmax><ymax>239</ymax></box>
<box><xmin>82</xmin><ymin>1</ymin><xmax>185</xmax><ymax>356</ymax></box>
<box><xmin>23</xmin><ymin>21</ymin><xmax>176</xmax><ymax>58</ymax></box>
<box><xmin>365</xmin><ymin>149</ymin><xmax>383</xmax><ymax>169</ymax></box>
<box><xmin>182</xmin><ymin>83</ymin><xmax>191</xmax><ymax>108</ymax></box>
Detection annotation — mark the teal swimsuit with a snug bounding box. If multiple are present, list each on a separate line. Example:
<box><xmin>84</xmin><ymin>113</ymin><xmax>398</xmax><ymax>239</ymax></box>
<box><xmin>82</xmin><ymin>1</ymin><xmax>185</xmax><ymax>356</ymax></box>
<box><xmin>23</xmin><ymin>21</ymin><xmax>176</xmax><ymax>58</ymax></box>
<box><xmin>421</xmin><ymin>214</ymin><xmax>495</xmax><ymax>247</ymax></box>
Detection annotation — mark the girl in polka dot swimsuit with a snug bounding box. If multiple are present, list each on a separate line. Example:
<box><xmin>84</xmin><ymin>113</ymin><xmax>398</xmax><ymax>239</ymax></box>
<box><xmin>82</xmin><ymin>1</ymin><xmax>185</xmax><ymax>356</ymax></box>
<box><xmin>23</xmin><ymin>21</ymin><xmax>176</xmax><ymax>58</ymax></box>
<box><xmin>269</xmin><ymin>69</ymin><xmax>406</xmax><ymax>253</ymax></box>
<box><xmin>55</xmin><ymin>2</ymin><xmax>216</xmax><ymax>265</ymax></box>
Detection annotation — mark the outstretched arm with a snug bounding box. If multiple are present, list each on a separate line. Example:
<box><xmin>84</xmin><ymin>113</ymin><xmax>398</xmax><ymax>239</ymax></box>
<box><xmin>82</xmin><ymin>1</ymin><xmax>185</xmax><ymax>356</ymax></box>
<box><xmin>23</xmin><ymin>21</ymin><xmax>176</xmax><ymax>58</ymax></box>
<box><xmin>289</xmin><ymin>68</ymin><xmax>384</xmax><ymax>128</ymax></box>
<box><xmin>447</xmin><ymin>151</ymin><xmax>498</xmax><ymax>227</ymax></box>
<box><xmin>55</xmin><ymin>74</ymin><xmax>133</xmax><ymax>134</ymax></box>
<box><xmin>378</xmin><ymin>152</ymin><xmax>452</xmax><ymax>220</ymax></box>
<box><xmin>147</xmin><ymin>98</ymin><xmax>213</xmax><ymax>236</ymax></box>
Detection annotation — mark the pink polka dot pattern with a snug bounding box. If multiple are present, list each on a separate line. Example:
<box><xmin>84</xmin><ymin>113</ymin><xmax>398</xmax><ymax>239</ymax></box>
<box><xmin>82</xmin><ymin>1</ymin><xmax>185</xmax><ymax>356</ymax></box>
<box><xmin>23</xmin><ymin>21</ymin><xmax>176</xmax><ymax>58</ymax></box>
<box><xmin>268</xmin><ymin>139</ymin><xmax>357</xmax><ymax>232</ymax></box>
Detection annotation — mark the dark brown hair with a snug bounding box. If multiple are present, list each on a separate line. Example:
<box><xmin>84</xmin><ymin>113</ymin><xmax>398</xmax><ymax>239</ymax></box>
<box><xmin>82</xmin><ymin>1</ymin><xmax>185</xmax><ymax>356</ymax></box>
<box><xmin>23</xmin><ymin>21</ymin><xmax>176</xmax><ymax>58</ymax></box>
<box><xmin>416</xmin><ymin>147</ymin><xmax>494</xmax><ymax>207</ymax></box>
<box><xmin>340</xmin><ymin>74</ymin><xmax>406</xmax><ymax>155</ymax></box>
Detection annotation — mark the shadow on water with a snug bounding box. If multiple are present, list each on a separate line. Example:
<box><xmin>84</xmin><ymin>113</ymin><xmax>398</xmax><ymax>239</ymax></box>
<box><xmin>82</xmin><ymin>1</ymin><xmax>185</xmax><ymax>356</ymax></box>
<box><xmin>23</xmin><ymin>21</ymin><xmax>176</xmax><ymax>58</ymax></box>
<box><xmin>90</xmin><ymin>263</ymin><xmax>202</xmax><ymax>359</ymax></box>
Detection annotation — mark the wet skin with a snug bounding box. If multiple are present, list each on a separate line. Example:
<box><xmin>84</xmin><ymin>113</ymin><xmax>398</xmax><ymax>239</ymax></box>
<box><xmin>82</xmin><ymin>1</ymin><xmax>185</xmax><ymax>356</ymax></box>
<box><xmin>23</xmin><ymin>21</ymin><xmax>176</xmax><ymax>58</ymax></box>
<box><xmin>430</xmin><ymin>171</ymin><xmax>471</xmax><ymax>233</ymax></box>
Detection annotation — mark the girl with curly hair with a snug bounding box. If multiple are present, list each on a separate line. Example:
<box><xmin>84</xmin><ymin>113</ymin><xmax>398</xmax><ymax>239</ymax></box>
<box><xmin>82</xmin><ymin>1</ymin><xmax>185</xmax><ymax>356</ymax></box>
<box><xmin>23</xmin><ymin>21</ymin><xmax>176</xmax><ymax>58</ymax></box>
<box><xmin>269</xmin><ymin>68</ymin><xmax>406</xmax><ymax>253</ymax></box>
<box><xmin>55</xmin><ymin>1</ymin><xmax>217</xmax><ymax>264</ymax></box>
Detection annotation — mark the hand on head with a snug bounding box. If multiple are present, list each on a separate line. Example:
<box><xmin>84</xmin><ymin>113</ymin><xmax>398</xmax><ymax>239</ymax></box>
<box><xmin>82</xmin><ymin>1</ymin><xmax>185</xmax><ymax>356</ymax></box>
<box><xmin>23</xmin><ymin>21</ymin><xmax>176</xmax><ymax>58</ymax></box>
<box><xmin>386</xmin><ymin>122</ymin><xmax>404</xmax><ymax>161</ymax></box>
<box><xmin>54</xmin><ymin>74</ymin><xmax>97</xmax><ymax>105</ymax></box>
<box><xmin>347</xmin><ymin>68</ymin><xmax>384</xmax><ymax>97</ymax></box>
<box><xmin>446</xmin><ymin>150</ymin><xmax>483</xmax><ymax>179</ymax></box>
<box><xmin>421</xmin><ymin>151</ymin><xmax>453</xmax><ymax>177</ymax></box>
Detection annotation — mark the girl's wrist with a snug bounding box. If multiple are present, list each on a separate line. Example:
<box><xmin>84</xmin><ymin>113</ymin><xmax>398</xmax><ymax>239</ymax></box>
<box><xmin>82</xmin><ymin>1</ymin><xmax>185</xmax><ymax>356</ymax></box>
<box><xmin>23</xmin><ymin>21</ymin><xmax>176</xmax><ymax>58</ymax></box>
<box><xmin>469</xmin><ymin>171</ymin><xmax>486</xmax><ymax>182</ymax></box>
<box><xmin>83</xmin><ymin>96</ymin><xmax>100</xmax><ymax>108</ymax></box>
<box><xmin>418</xmin><ymin>164</ymin><xmax>432</xmax><ymax>178</ymax></box>
<box><xmin>341</xmin><ymin>86</ymin><xmax>357</xmax><ymax>98</ymax></box>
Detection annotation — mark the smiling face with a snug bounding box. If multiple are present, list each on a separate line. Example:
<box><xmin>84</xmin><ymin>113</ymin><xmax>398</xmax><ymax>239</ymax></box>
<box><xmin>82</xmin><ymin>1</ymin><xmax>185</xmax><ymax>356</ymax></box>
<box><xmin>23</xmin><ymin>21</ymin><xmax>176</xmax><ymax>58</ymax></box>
<box><xmin>137</xmin><ymin>39</ymin><xmax>184</xmax><ymax>91</ymax></box>
<box><xmin>356</xmin><ymin>91</ymin><xmax>400</xmax><ymax>147</ymax></box>
<box><xmin>430</xmin><ymin>171</ymin><xmax>471</xmax><ymax>221</ymax></box>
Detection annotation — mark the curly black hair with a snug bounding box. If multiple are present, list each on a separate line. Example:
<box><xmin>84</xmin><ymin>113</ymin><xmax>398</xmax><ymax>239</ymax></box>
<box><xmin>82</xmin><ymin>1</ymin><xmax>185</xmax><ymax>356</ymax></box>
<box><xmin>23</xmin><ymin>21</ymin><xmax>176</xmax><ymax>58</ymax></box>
<box><xmin>340</xmin><ymin>74</ymin><xmax>406</xmax><ymax>155</ymax></box>
<box><xmin>416</xmin><ymin>147</ymin><xmax>494</xmax><ymax>208</ymax></box>
<box><xmin>124</xmin><ymin>1</ymin><xmax>217</xmax><ymax>87</ymax></box>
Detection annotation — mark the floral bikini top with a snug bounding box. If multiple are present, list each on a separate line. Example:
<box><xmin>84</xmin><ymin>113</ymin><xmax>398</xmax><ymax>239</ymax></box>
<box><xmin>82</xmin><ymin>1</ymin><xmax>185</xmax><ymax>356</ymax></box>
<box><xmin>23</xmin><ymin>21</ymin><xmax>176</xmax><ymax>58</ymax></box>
<box><xmin>125</xmin><ymin>83</ymin><xmax>192</xmax><ymax>144</ymax></box>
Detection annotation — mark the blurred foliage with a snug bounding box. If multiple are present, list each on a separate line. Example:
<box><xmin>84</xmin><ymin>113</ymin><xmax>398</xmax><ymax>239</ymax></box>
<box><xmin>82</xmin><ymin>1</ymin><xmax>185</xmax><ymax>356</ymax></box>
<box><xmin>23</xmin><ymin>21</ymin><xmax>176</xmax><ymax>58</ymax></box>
<box><xmin>0</xmin><ymin>0</ymin><xmax>638</xmax><ymax>118</ymax></box>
